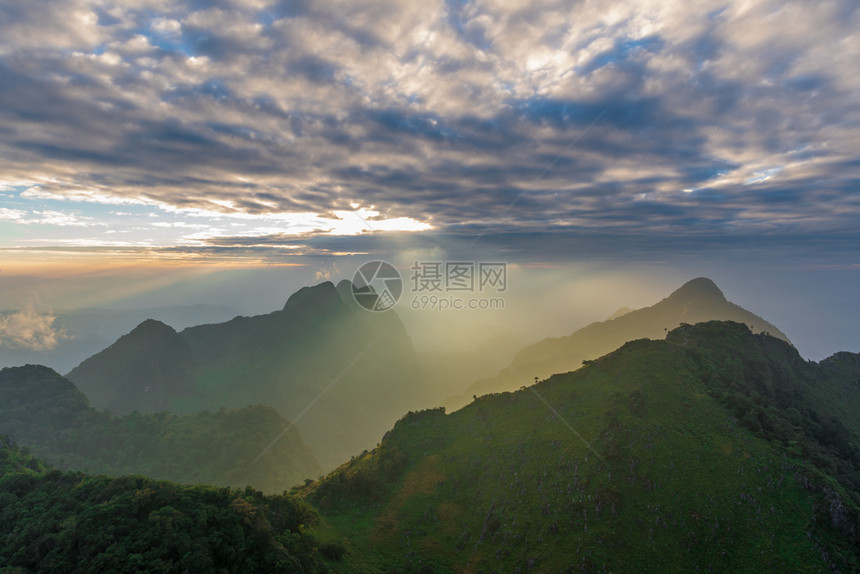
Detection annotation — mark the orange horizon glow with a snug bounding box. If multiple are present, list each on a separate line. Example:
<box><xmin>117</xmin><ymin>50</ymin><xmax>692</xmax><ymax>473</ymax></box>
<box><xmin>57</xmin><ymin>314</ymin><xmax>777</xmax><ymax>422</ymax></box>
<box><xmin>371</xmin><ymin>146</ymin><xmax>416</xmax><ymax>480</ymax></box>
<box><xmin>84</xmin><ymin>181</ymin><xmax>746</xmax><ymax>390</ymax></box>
<box><xmin>0</xmin><ymin>250</ymin><xmax>307</xmax><ymax>278</ymax></box>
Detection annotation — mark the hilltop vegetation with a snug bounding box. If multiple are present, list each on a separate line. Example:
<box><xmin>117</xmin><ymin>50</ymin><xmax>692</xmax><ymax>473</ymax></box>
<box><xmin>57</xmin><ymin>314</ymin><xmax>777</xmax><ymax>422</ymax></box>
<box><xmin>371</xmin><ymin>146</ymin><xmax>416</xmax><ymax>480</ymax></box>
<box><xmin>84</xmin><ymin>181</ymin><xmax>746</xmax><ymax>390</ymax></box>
<box><xmin>301</xmin><ymin>322</ymin><xmax>859</xmax><ymax>572</ymax></box>
<box><xmin>0</xmin><ymin>365</ymin><xmax>319</xmax><ymax>493</ymax></box>
<box><xmin>0</xmin><ymin>437</ymin><xmax>338</xmax><ymax>573</ymax></box>
<box><xmin>671</xmin><ymin>322</ymin><xmax>860</xmax><ymax>497</ymax></box>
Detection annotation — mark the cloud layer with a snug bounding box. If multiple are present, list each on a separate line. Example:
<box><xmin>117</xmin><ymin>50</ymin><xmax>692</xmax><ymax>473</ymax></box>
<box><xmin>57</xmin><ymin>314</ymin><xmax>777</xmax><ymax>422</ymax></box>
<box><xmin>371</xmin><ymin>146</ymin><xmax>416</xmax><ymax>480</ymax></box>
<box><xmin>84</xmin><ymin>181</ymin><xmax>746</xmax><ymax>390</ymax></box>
<box><xmin>0</xmin><ymin>0</ymin><xmax>858</xmax><ymax>261</ymax></box>
<box><xmin>0</xmin><ymin>307</ymin><xmax>66</xmax><ymax>351</ymax></box>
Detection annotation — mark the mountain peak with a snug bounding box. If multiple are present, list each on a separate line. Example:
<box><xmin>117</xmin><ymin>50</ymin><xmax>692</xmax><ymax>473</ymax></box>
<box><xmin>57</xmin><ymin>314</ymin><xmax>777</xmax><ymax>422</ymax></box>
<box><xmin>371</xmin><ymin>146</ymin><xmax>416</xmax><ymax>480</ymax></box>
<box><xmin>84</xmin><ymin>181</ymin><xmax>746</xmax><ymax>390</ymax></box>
<box><xmin>282</xmin><ymin>281</ymin><xmax>341</xmax><ymax>313</ymax></box>
<box><xmin>666</xmin><ymin>277</ymin><xmax>726</xmax><ymax>303</ymax></box>
<box><xmin>129</xmin><ymin>318</ymin><xmax>178</xmax><ymax>337</ymax></box>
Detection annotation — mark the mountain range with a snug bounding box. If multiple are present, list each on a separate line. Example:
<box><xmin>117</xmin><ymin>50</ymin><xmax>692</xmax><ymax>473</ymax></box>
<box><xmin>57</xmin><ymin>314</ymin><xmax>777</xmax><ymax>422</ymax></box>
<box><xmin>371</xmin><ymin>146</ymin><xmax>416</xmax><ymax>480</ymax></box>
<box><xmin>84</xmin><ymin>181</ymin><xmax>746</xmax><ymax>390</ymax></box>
<box><xmin>1</xmin><ymin>276</ymin><xmax>859</xmax><ymax>571</ymax></box>
<box><xmin>444</xmin><ymin>277</ymin><xmax>789</xmax><ymax>410</ymax></box>
<box><xmin>67</xmin><ymin>280</ymin><xmax>432</xmax><ymax>470</ymax></box>
<box><xmin>299</xmin><ymin>321</ymin><xmax>860</xmax><ymax>572</ymax></box>
<box><xmin>0</xmin><ymin>304</ymin><xmax>238</xmax><ymax>374</ymax></box>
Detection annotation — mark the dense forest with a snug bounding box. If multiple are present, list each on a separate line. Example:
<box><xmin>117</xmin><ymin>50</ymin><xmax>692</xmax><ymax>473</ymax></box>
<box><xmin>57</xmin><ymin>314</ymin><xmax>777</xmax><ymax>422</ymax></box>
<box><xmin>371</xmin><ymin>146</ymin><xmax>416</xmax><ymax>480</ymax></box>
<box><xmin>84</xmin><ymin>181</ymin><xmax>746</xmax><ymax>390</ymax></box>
<box><xmin>0</xmin><ymin>437</ymin><xmax>344</xmax><ymax>572</ymax></box>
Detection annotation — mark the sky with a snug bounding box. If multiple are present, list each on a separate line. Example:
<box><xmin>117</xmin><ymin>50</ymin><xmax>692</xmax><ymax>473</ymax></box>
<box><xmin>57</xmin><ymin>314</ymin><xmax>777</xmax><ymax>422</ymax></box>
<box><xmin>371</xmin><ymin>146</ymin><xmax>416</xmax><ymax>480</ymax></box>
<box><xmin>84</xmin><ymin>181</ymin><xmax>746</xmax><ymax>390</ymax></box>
<box><xmin>0</xmin><ymin>0</ymin><xmax>858</xmax><ymax>360</ymax></box>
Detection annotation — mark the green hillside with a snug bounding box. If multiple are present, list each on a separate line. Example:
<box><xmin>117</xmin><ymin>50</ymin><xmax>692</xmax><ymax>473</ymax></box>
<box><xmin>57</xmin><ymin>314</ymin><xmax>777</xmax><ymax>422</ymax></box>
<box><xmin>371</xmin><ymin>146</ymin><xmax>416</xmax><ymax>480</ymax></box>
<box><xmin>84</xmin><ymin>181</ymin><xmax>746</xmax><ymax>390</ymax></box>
<box><xmin>0</xmin><ymin>438</ymin><xmax>339</xmax><ymax>573</ymax></box>
<box><xmin>300</xmin><ymin>322</ymin><xmax>859</xmax><ymax>572</ymax></box>
<box><xmin>0</xmin><ymin>365</ymin><xmax>320</xmax><ymax>493</ymax></box>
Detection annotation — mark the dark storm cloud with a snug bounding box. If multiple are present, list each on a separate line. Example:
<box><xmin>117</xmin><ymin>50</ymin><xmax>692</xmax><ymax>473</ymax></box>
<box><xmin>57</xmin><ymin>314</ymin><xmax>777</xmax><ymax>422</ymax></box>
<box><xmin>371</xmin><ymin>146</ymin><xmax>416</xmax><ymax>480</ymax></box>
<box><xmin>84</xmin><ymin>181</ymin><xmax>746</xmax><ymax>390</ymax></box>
<box><xmin>0</xmin><ymin>0</ymin><xmax>858</xmax><ymax>254</ymax></box>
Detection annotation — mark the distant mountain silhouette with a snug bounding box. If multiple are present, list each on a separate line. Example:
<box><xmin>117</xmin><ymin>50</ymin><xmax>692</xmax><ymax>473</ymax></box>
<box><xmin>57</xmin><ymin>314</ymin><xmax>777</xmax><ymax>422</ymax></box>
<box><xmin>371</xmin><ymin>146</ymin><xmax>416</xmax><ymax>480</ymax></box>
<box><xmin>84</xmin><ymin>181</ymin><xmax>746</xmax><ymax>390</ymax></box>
<box><xmin>0</xmin><ymin>304</ymin><xmax>238</xmax><ymax>374</ymax></box>
<box><xmin>445</xmin><ymin>278</ymin><xmax>790</xmax><ymax>410</ymax></box>
<box><xmin>607</xmin><ymin>306</ymin><xmax>634</xmax><ymax>320</ymax></box>
<box><xmin>67</xmin><ymin>280</ymin><xmax>430</xmax><ymax>470</ymax></box>
<box><xmin>67</xmin><ymin>319</ymin><xmax>196</xmax><ymax>413</ymax></box>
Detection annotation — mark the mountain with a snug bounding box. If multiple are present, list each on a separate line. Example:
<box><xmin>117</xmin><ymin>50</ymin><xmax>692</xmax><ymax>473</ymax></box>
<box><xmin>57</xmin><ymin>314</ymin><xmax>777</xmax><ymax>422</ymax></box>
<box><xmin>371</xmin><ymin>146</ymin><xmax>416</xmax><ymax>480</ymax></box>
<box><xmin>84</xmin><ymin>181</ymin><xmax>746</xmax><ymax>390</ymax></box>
<box><xmin>299</xmin><ymin>321</ymin><xmax>860</xmax><ymax>572</ymax></box>
<box><xmin>3</xmin><ymin>322</ymin><xmax>859</xmax><ymax>571</ymax></box>
<box><xmin>607</xmin><ymin>306</ymin><xmax>634</xmax><ymax>320</ymax></box>
<box><xmin>445</xmin><ymin>277</ymin><xmax>789</xmax><ymax>410</ymax></box>
<box><xmin>0</xmin><ymin>438</ymin><xmax>339</xmax><ymax>572</ymax></box>
<box><xmin>0</xmin><ymin>304</ymin><xmax>238</xmax><ymax>374</ymax></box>
<box><xmin>0</xmin><ymin>365</ymin><xmax>320</xmax><ymax>492</ymax></box>
<box><xmin>67</xmin><ymin>280</ymin><xmax>431</xmax><ymax>470</ymax></box>
<box><xmin>65</xmin><ymin>319</ymin><xmax>197</xmax><ymax>413</ymax></box>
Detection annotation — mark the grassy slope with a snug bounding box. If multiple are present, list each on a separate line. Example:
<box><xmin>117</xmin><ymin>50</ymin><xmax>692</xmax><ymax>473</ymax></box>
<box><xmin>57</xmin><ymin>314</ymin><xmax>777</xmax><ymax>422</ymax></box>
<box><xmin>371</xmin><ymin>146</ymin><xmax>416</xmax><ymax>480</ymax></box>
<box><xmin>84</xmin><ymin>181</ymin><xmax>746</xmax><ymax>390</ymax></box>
<box><xmin>302</xmin><ymin>322</ymin><xmax>859</xmax><ymax>573</ymax></box>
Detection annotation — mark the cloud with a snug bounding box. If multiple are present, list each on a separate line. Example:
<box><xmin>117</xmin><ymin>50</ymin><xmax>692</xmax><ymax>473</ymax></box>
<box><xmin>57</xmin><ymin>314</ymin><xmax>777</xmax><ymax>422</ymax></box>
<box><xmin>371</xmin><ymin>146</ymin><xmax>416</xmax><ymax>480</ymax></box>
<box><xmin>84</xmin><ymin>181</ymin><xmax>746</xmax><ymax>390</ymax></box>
<box><xmin>0</xmin><ymin>0</ymin><xmax>858</xmax><ymax>259</ymax></box>
<box><xmin>0</xmin><ymin>207</ymin><xmax>99</xmax><ymax>227</ymax></box>
<box><xmin>0</xmin><ymin>306</ymin><xmax>67</xmax><ymax>351</ymax></box>
<box><xmin>314</xmin><ymin>261</ymin><xmax>341</xmax><ymax>282</ymax></box>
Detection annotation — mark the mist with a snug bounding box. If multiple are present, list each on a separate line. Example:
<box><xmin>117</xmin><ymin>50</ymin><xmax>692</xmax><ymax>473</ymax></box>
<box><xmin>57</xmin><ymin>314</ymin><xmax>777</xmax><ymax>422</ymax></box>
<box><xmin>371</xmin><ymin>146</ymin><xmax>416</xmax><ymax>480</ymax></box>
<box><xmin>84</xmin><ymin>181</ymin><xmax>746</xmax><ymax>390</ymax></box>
<box><xmin>2</xmin><ymin>255</ymin><xmax>857</xmax><ymax>372</ymax></box>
